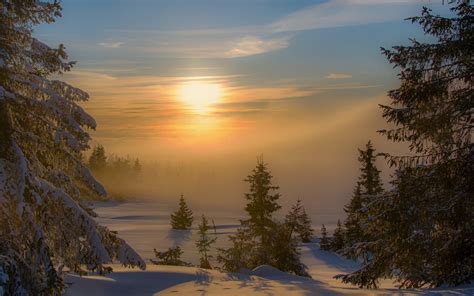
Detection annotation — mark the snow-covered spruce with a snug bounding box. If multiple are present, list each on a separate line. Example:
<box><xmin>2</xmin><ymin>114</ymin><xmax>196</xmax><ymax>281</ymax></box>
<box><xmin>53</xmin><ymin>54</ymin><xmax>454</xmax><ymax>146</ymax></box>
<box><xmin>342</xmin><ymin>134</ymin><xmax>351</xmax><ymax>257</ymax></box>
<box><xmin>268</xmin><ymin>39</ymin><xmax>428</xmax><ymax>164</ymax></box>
<box><xmin>0</xmin><ymin>2</ymin><xmax>145</xmax><ymax>295</ymax></box>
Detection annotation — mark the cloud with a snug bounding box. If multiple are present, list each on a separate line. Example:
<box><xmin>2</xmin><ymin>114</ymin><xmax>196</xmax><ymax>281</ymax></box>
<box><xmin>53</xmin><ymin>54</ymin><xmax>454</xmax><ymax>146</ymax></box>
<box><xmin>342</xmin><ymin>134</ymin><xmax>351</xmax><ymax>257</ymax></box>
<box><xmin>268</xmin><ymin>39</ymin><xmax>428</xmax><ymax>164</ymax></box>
<box><xmin>326</xmin><ymin>73</ymin><xmax>353</xmax><ymax>79</ymax></box>
<box><xmin>271</xmin><ymin>0</ymin><xmax>427</xmax><ymax>32</ymax></box>
<box><xmin>225</xmin><ymin>36</ymin><xmax>290</xmax><ymax>58</ymax></box>
<box><xmin>98</xmin><ymin>41</ymin><xmax>124</xmax><ymax>48</ymax></box>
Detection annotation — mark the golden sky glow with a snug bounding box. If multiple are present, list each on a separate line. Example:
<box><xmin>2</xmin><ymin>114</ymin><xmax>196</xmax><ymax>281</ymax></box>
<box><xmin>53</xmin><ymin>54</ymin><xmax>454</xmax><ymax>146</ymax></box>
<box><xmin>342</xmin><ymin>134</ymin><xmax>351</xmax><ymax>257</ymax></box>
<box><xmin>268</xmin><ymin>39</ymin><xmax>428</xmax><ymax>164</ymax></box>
<box><xmin>38</xmin><ymin>0</ymin><xmax>439</xmax><ymax>211</ymax></box>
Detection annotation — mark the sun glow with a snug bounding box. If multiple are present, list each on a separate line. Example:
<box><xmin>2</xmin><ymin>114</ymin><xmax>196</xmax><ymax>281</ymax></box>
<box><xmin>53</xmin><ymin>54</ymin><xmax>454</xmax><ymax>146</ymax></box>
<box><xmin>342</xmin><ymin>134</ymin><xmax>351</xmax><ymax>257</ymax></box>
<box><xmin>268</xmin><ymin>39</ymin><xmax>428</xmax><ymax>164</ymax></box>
<box><xmin>179</xmin><ymin>81</ymin><xmax>222</xmax><ymax>113</ymax></box>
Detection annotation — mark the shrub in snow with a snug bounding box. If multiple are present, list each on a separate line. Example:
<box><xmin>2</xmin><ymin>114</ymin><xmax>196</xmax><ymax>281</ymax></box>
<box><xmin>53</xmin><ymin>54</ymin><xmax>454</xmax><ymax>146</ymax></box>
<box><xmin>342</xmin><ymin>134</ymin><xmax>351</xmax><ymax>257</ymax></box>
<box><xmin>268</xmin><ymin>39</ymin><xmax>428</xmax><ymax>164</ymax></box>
<box><xmin>0</xmin><ymin>1</ymin><xmax>145</xmax><ymax>294</ymax></box>
<box><xmin>151</xmin><ymin>246</ymin><xmax>191</xmax><ymax>267</ymax></box>
<box><xmin>170</xmin><ymin>195</ymin><xmax>194</xmax><ymax>230</ymax></box>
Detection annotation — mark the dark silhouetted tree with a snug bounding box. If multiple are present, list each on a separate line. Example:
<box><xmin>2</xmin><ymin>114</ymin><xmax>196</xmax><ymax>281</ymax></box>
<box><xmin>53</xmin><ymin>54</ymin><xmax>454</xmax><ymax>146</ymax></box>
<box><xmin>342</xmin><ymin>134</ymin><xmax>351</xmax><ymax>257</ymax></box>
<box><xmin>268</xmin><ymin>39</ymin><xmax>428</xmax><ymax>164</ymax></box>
<box><xmin>170</xmin><ymin>195</ymin><xmax>194</xmax><ymax>229</ymax></box>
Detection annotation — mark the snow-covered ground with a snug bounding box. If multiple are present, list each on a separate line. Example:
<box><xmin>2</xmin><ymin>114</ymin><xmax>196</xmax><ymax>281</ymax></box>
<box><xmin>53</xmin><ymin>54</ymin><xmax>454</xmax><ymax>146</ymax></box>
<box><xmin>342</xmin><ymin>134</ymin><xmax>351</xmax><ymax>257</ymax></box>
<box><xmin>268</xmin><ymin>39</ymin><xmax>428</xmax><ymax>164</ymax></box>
<box><xmin>65</xmin><ymin>201</ymin><xmax>474</xmax><ymax>295</ymax></box>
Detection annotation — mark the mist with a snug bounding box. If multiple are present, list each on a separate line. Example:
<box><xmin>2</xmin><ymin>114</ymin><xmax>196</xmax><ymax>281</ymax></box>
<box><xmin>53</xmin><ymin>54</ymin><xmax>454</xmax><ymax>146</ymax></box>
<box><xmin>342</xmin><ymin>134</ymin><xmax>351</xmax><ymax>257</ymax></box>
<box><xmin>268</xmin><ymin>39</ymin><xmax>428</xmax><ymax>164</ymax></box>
<box><xmin>91</xmin><ymin>93</ymin><xmax>407</xmax><ymax>218</ymax></box>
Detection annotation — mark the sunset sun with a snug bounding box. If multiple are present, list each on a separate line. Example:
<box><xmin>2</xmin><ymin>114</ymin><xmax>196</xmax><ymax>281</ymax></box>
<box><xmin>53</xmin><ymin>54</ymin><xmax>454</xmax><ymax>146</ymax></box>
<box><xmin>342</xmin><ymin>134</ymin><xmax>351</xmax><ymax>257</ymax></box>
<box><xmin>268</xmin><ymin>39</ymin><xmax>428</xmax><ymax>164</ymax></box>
<box><xmin>179</xmin><ymin>81</ymin><xmax>222</xmax><ymax>113</ymax></box>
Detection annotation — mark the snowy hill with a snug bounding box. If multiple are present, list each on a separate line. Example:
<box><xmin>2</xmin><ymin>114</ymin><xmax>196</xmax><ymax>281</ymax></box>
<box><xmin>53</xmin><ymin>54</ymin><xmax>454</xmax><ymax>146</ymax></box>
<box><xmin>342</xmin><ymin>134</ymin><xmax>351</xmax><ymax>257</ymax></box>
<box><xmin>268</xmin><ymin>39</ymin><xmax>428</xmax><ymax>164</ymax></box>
<box><xmin>65</xmin><ymin>202</ymin><xmax>474</xmax><ymax>295</ymax></box>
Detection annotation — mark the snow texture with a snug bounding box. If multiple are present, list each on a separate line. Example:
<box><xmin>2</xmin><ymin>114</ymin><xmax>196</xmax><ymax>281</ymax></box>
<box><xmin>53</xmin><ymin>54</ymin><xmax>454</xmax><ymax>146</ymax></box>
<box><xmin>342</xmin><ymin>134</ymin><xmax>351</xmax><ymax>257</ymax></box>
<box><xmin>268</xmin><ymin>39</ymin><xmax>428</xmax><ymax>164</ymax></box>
<box><xmin>65</xmin><ymin>201</ymin><xmax>474</xmax><ymax>295</ymax></box>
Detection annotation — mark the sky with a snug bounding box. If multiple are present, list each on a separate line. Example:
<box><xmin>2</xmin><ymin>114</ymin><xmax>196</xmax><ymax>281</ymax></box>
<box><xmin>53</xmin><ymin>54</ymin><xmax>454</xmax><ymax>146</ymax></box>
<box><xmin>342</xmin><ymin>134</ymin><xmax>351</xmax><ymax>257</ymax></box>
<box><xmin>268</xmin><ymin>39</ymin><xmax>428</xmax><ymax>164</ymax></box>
<box><xmin>35</xmin><ymin>0</ymin><xmax>449</xmax><ymax>213</ymax></box>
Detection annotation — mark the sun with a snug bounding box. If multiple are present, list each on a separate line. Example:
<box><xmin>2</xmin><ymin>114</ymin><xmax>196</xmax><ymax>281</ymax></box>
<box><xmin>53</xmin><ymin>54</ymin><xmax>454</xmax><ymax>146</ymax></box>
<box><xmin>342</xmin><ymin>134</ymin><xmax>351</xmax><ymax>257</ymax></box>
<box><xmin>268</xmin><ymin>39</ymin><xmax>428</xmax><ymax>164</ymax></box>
<box><xmin>179</xmin><ymin>81</ymin><xmax>222</xmax><ymax>113</ymax></box>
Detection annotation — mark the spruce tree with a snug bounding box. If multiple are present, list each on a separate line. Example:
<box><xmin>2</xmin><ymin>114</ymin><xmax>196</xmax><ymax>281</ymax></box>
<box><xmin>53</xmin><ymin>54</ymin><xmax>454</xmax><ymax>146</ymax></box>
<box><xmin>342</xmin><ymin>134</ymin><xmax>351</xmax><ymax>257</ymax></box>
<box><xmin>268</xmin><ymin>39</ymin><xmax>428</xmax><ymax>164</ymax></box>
<box><xmin>342</xmin><ymin>141</ymin><xmax>384</xmax><ymax>258</ymax></box>
<box><xmin>217</xmin><ymin>227</ymin><xmax>253</xmax><ymax>272</ymax></box>
<box><xmin>331</xmin><ymin>220</ymin><xmax>345</xmax><ymax>252</ymax></box>
<box><xmin>319</xmin><ymin>224</ymin><xmax>331</xmax><ymax>251</ymax></box>
<box><xmin>241</xmin><ymin>157</ymin><xmax>281</xmax><ymax>265</ymax></box>
<box><xmin>170</xmin><ymin>195</ymin><xmax>194</xmax><ymax>229</ymax></box>
<box><xmin>0</xmin><ymin>2</ymin><xmax>144</xmax><ymax>294</ymax></box>
<box><xmin>337</xmin><ymin>1</ymin><xmax>474</xmax><ymax>288</ymax></box>
<box><xmin>285</xmin><ymin>199</ymin><xmax>314</xmax><ymax>243</ymax></box>
<box><xmin>195</xmin><ymin>215</ymin><xmax>217</xmax><ymax>269</ymax></box>
<box><xmin>270</xmin><ymin>222</ymin><xmax>310</xmax><ymax>277</ymax></box>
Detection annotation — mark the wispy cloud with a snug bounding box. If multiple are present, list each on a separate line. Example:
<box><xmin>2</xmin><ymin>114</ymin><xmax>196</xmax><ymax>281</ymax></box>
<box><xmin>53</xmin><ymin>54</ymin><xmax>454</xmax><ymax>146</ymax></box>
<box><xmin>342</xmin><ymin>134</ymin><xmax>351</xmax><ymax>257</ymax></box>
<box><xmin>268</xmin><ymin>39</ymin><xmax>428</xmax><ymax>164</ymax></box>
<box><xmin>225</xmin><ymin>36</ymin><xmax>290</xmax><ymax>58</ymax></box>
<box><xmin>98</xmin><ymin>41</ymin><xmax>124</xmax><ymax>48</ymax></box>
<box><xmin>271</xmin><ymin>0</ymin><xmax>428</xmax><ymax>32</ymax></box>
<box><xmin>326</xmin><ymin>73</ymin><xmax>352</xmax><ymax>79</ymax></box>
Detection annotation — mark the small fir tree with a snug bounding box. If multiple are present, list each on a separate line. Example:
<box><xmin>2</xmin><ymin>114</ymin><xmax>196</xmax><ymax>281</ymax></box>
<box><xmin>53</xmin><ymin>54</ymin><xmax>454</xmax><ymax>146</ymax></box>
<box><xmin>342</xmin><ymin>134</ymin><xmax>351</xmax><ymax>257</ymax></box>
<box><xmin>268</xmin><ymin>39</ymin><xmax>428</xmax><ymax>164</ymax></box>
<box><xmin>170</xmin><ymin>195</ymin><xmax>194</xmax><ymax>230</ymax></box>
<box><xmin>342</xmin><ymin>183</ymin><xmax>364</xmax><ymax>259</ymax></box>
<box><xmin>217</xmin><ymin>227</ymin><xmax>253</xmax><ymax>272</ymax></box>
<box><xmin>285</xmin><ymin>199</ymin><xmax>314</xmax><ymax>243</ymax></box>
<box><xmin>271</xmin><ymin>223</ymin><xmax>310</xmax><ymax>277</ymax></box>
<box><xmin>195</xmin><ymin>215</ymin><xmax>217</xmax><ymax>269</ymax></box>
<box><xmin>319</xmin><ymin>224</ymin><xmax>331</xmax><ymax>251</ymax></box>
<box><xmin>331</xmin><ymin>220</ymin><xmax>345</xmax><ymax>252</ymax></box>
<box><xmin>241</xmin><ymin>156</ymin><xmax>281</xmax><ymax>265</ymax></box>
<box><xmin>150</xmin><ymin>246</ymin><xmax>191</xmax><ymax>266</ymax></box>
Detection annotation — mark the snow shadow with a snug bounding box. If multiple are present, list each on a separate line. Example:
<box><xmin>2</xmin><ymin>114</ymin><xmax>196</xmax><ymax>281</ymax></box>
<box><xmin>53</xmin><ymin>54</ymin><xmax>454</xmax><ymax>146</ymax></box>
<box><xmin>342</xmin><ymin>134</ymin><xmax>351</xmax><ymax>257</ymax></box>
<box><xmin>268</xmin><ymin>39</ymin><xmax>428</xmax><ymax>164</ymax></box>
<box><xmin>65</xmin><ymin>270</ymin><xmax>197</xmax><ymax>296</ymax></box>
<box><xmin>166</xmin><ymin>229</ymin><xmax>192</xmax><ymax>247</ymax></box>
<box><xmin>305</xmin><ymin>242</ymin><xmax>359</xmax><ymax>273</ymax></box>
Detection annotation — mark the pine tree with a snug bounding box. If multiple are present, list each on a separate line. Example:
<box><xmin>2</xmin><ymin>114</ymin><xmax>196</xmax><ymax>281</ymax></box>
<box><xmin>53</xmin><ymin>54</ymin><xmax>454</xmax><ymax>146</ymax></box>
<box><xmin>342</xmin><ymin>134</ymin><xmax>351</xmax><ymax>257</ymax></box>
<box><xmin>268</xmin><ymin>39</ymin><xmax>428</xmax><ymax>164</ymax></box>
<box><xmin>150</xmin><ymin>246</ymin><xmax>191</xmax><ymax>266</ymax></box>
<box><xmin>195</xmin><ymin>215</ymin><xmax>217</xmax><ymax>269</ymax></box>
<box><xmin>319</xmin><ymin>224</ymin><xmax>331</xmax><ymax>251</ymax></box>
<box><xmin>337</xmin><ymin>1</ymin><xmax>474</xmax><ymax>288</ymax></box>
<box><xmin>270</xmin><ymin>222</ymin><xmax>310</xmax><ymax>277</ymax></box>
<box><xmin>331</xmin><ymin>220</ymin><xmax>345</xmax><ymax>252</ymax></box>
<box><xmin>285</xmin><ymin>199</ymin><xmax>314</xmax><ymax>243</ymax></box>
<box><xmin>170</xmin><ymin>195</ymin><xmax>194</xmax><ymax>229</ymax></box>
<box><xmin>241</xmin><ymin>157</ymin><xmax>281</xmax><ymax>265</ymax></box>
<box><xmin>0</xmin><ymin>2</ymin><xmax>144</xmax><ymax>294</ymax></box>
<box><xmin>88</xmin><ymin>144</ymin><xmax>107</xmax><ymax>173</ymax></box>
